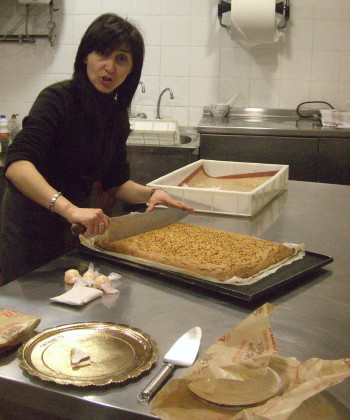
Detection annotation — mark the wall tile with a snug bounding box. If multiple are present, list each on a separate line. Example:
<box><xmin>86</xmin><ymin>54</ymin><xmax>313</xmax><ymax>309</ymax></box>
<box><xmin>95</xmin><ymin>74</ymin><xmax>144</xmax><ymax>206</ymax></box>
<box><xmin>313</xmin><ymin>0</ymin><xmax>342</xmax><ymax>20</ymax></box>
<box><xmin>135</xmin><ymin>16</ymin><xmax>160</xmax><ymax>46</ymax></box>
<box><xmin>0</xmin><ymin>44</ymin><xmax>18</xmax><ymax>73</ymax></box>
<box><xmin>338</xmin><ymin>81</ymin><xmax>350</xmax><ymax>109</ymax></box>
<box><xmin>311</xmin><ymin>51</ymin><xmax>341</xmax><ymax>81</ymax></box>
<box><xmin>220</xmin><ymin>48</ymin><xmax>251</xmax><ymax>79</ymax></box>
<box><xmin>310</xmin><ymin>81</ymin><xmax>340</xmax><ymax>108</ymax></box>
<box><xmin>190</xmin><ymin>0</ymin><xmax>217</xmax><ymax>17</ymax></box>
<box><xmin>280</xmin><ymin>49</ymin><xmax>312</xmax><ymax>80</ymax></box>
<box><xmin>190</xmin><ymin>47</ymin><xmax>220</xmax><ymax>77</ymax></box>
<box><xmin>280</xmin><ymin>80</ymin><xmax>311</xmax><ymax>109</ymax></box>
<box><xmin>250</xmin><ymin>49</ymin><xmax>281</xmax><ymax>80</ymax></box>
<box><xmin>250</xmin><ymin>79</ymin><xmax>281</xmax><ymax>108</ymax></box>
<box><xmin>281</xmin><ymin>18</ymin><xmax>313</xmax><ymax>50</ymax></box>
<box><xmin>0</xmin><ymin>72</ymin><xmax>17</xmax><ymax>102</ymax></box>
<box><xmin>100</xmin><ymin>0</ymin><xmax>131</xmax><ymax>15</ymax></box>
<box><xmin>219</xmin><ymin>79</ymin><xmax>249</xmax><ymax>107</ymax></box>
<box><xmin>17</xmin><ymin>41</ymin><xmax>48</xmax><ymax>74</ymax></box>
<box><xmin>291</xmin><ymin>0</ymin><xmax>314</xmax><ymax>19</ymax></box>
<box><xmin>342</xmin><ymin>0</ymin><xmax>350</xmax><ymax>20</ymax></box>
<box><xmin>341</xmin><ymin>20</ymin><xmax>350</xmax><ymax>51</ymax></box>
<box><xmin>191</xmin><ymin>17</ymin><xmax>220</xmax><ymax>48</ymax></box>
<box><xmin>68</xmin><ymin>0</ymin><xmax>102</xmax><ymax>15</ymax></box>
<box><xmin>45</xmin><ymin>44</ymin><xmax>76</xmax><ymax>74</ymax></box>
<box><xmin>161</xmin><ymin>17</ymin><xmax>190</xmax><ymax>47</ymax></box>
<box><xmin>189</xmin><ymin>77</ymin><xmax>220</xmax><ymax>106</ymax></box>
<box><xmin>313</xmin><ymin>20</ymin><xmax>341</xmax><ymax>51</ymax></box>
<box><xmin>161</xmin><ymin>0</ymin><xmax>190</xmax><ymax>16</ymax></box>
<box><xmin>130</xmin><ymin>0</ymin><xmax>161</xmax><ymax>16</ymax></box>
<box><xmin>160</xmin><ymin>47</ymin><xmax>190</xmax><ymax>77</ymax></box>
<box><xmin>340</xmin><ymin>52</ymin><xmax>350</xmax><ymax>81</ymax></box>
<box><xmin>72</xmin><ymin>14</ymin><xmax>98</xmax><ymax>44</ymax></box>
<box><xmin>142</xmin><ymin>46</ymin><xmax>161</xmax><ymax>76</ymax></box>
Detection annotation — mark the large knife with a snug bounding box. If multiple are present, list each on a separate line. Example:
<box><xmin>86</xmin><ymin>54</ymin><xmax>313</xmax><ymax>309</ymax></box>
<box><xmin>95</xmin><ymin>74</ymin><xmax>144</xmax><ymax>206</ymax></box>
<box><xmin>108</xmin><ymin>207</ymin><xmax>191</xmax><ymax>242</ymax></box>
<box><xmin>137</xmin><ymin>326</ymin><xmax>202</xmax><ymax>403</ymax></box>
<box><xmin>71</xmin><ymin>207</ymin><xmax>191</xmax><ymax>239</ymax></box>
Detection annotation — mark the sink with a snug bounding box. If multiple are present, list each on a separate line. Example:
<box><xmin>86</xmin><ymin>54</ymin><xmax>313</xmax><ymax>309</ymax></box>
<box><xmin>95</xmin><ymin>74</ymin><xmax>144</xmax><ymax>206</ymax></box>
<box><xmin>180</xmin><ymin>135</ymin><xmax>192</xmax><ymax>144</ymax></box>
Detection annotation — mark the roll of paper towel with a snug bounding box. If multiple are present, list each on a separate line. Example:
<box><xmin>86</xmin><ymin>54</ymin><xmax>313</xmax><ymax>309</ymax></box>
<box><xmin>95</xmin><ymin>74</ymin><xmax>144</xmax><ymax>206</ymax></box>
<box><xmin>231</xmin><ymin>0</ymin><xmax>280</xmax><ymax>45</ymax></box>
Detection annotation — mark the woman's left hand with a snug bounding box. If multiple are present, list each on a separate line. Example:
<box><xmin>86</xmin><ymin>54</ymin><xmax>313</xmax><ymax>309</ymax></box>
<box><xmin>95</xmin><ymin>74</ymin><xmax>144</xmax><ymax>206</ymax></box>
<box><xmin>146</xmin><ymin>189</ymin><xmax>194</xmax><ymax>212</ymax></box>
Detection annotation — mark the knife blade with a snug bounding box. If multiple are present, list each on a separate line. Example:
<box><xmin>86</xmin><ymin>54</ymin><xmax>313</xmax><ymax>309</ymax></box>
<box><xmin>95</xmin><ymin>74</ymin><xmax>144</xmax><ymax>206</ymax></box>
<box><xmin>108</xmin><ymin>207</ymin><xmax>191</xmax><ymax>242</ymax></box>
<box><xmin>137</xmin><ymin>326</ymin><xmax>202</xmax><ymax>403</ymax></box>
<box><xmin>70</xmin><ymin>207</ymin><xmax>191</xmax><ymax>238</ymax></box>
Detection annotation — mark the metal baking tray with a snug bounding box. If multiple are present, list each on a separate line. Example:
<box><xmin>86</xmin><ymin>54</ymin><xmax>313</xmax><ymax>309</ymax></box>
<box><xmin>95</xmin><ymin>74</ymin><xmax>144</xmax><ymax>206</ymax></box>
<box><xmin>78</xmin><ymin>246</ymin><xmax>333</xmax><ymax>303</ymax></box>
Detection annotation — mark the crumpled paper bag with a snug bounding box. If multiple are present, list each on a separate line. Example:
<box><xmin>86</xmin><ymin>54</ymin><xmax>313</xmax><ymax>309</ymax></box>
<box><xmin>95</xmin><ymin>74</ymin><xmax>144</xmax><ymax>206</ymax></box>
<box><xmin>0</xmin><ymin>308</ymin><xmax>40</xmax><ymax>354</ymax></box>
<box><xmin>151</xmin><ymin>303</ymin><xmax>349</xmax><ymax>420</ymax></box>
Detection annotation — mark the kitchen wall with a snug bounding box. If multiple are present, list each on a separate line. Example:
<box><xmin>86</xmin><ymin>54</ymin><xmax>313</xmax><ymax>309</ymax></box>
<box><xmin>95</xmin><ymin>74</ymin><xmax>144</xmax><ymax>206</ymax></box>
<box><xmin>1</xmin><ymin>0</ymin><xmax>350</xmax><ymax>127</ymax></box>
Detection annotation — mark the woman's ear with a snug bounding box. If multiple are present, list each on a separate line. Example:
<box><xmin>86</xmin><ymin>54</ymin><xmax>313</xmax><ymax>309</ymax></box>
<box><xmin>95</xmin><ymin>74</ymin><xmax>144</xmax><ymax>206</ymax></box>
<box><xmin>83</xmin><ymin>57</ymin><xmax>87</xmax><ymax>64</ymax></box>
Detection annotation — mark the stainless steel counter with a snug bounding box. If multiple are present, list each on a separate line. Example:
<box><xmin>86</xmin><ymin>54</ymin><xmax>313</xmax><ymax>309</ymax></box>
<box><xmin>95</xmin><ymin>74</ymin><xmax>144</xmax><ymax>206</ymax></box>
<box><xmin>0</xmin><ymin>181</ymin><xmax>349</xmax><ymax>419</ymax></box>
<box><xmin>198</xmin><ymin>108</ymin><xmax>350</xmax><ymax>138</ymax></box>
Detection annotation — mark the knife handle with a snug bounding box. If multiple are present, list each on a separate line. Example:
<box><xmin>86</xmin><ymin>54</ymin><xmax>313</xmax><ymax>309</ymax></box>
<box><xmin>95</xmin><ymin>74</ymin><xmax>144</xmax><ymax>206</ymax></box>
<box><xmin>137</xmin><ymin>362</ymin><xmax>175</xmax><ymax>404</ymax></box>
<box><xmin>71</xmin><ymin>223</ymin><xmax>87</xmax><ymax>236</ymax></box>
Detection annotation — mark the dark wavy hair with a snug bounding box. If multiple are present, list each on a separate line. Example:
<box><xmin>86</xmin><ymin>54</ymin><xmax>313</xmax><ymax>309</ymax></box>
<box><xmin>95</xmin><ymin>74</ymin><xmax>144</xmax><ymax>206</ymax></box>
<box><xmin>73</xmin><ymin>13</ymin><xmax>145</xmax><ymax>110</ymax></box>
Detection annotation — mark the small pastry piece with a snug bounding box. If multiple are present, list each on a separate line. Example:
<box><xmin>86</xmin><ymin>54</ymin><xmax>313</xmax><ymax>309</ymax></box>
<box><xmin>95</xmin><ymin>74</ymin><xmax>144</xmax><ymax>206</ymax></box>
<box><xmin>70</xmin><ymin>347</ymin><xmax>91</xmax><ymax>367</ymax></box>
<box><xmin>94</xmin><ymin>275</ymin><xmax>111</xmax><ymax>290</ymax></box>
<box><xmin>64</xmin><ymin>269</ymin><xmax>80</xmax><ymax>284</ymax></box>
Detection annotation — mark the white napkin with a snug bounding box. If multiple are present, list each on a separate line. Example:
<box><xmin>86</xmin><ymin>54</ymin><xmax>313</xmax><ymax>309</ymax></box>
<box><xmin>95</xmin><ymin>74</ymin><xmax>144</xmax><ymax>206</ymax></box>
<box><xmin>50</xmin><ymin>286</ymin><xmax>103</xmax><ymax>306</ymax></box>
<box><xmin>320</xmin><ymin>109</ymin><xmax>350</xmax><ymax>128</ymax></box>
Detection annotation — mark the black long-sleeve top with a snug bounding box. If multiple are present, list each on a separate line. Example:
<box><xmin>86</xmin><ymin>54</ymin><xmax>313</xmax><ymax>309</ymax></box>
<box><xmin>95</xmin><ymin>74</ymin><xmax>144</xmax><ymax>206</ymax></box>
<box><xmin>5</xmin><ymin>79</ymin><xmax>131</xmax><ymax>202</ymax></box>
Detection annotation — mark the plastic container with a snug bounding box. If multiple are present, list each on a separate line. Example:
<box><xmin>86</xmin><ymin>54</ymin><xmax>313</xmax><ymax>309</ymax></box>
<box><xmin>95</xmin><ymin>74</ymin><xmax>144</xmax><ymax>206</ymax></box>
<box><xmin>0</xmin><ymin>115</ymin><xmax>9</xmax><ymax>137</ymax></box>
<box><xmin>147</xmin><ymin>159</ymin><xmax>289</xmax><ymax>216</ymax></box>
<box><xmin>8</xmin><ymin>114</ymin><xmax>20</xmax><ymax>143</ymax></box>
<box><xmin>0</xmin><ymin>115</ymin><xmax>10</xmax><ymax>153</ymax></box>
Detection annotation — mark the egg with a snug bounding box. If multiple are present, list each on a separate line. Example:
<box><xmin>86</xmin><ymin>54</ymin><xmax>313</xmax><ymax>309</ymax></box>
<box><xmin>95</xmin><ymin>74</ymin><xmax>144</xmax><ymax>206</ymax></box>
<box><xmin>64</xmin><ymin>269</ymin><xmax>80</xmax><ymax>284</ymax></box>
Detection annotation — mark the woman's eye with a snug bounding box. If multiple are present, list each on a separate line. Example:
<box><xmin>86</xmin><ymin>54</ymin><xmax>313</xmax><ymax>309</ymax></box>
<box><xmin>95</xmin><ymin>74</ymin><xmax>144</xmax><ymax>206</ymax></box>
<box><xmin>117</xmin><ymin>54</ymin><xmax>128</xmax><ymax>64</ymax></box>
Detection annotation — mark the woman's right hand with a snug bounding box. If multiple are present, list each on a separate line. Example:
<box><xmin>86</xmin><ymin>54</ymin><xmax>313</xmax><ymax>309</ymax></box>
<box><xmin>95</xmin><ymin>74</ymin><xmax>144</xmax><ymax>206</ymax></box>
<box><xmin>67</xmin><ymin>207</ymin><xmax>110</xmax><ymax>237</ymax></box>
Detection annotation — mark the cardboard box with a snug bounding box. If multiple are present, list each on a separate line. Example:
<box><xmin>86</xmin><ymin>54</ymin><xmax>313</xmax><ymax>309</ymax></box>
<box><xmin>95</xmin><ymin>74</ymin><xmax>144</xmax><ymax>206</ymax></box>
<box><xmin>147</xmin><ymin>159</ymin><xmax>289</xmax><ymax>216</ymax></box>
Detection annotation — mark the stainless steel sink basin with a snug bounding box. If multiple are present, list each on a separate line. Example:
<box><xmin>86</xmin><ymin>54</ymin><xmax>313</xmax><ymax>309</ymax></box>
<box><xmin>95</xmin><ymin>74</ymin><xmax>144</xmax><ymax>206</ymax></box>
<box><xmin>180</xmin><ymin>135</ymin><xmax>192</xmax><ymax>144</ymax></box>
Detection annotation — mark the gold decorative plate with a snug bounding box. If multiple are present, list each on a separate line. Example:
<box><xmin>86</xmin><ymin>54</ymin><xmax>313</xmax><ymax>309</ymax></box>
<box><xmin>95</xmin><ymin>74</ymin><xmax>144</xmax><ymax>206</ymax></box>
<box><xmin>18</xmin><ymin>322</ymin><xmax>158</xmax><ymax>386</ymax></box>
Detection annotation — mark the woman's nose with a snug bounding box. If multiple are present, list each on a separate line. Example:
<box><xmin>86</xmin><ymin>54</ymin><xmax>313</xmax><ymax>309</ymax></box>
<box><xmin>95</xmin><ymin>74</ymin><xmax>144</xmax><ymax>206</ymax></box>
<box><xmin>105</xmin><ymin>59</ymin><xmax>116</xmax><ymax>73</ymax></box>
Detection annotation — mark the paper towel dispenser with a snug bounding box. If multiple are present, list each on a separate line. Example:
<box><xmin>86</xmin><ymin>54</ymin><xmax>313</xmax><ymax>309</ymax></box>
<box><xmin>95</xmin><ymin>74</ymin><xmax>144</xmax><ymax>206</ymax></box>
<box><xmin>218</xmin><ymin>0</ymin><xmax>290</xmax><ymax>44</ymax></box>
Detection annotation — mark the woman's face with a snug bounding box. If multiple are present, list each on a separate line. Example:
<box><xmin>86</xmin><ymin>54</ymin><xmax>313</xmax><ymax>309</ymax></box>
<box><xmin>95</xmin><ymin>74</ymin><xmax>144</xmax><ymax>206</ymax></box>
<box><xmin>84</xmin><ymin>47</ymin><xmax>133</xmax><ymax>94</ymax></box>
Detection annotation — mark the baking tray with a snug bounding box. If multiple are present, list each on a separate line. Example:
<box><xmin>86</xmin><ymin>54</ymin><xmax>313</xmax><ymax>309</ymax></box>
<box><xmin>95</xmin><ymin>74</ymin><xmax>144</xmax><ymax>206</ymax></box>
<box><xmin>78</xmin><ymin>246</ymin><xmax>333</xmax><ymax>303</ymax></box>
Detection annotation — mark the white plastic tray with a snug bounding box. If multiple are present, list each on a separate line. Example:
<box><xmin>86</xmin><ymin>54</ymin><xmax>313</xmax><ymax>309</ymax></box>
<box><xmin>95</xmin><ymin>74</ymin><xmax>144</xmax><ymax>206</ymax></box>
<box><xmin>128</xmin><ymin>118</ymin><xmax>180</xmax><ymax>145</ymax></box>
<box><xmin>147</xmin><ymin>159</ymin><xmax>289</xmax><ymax>216</ymax></box>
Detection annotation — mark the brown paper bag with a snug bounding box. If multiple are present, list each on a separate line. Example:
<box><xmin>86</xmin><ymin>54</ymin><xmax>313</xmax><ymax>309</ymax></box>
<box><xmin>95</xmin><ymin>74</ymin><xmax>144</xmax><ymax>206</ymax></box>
<box><xmin>0</xmin><ymin>308</ymin><xmax>41</xmax><ymax>354</ymax></box>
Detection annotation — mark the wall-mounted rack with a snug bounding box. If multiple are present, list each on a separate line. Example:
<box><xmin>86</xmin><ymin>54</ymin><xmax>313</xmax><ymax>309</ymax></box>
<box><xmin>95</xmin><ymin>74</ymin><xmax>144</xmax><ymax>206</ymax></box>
<box><xmin>0</xmin><ymin>1</ymin><xmax>58</xmax><ymax>46</ymax></box>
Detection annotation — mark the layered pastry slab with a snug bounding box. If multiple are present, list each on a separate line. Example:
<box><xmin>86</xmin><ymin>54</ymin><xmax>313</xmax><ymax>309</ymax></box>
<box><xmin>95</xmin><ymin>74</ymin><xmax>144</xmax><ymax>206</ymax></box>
<box><xmin>96</xmin><ymin>223</ymin><xmax>304</xmax><ymax>285</ymax></box>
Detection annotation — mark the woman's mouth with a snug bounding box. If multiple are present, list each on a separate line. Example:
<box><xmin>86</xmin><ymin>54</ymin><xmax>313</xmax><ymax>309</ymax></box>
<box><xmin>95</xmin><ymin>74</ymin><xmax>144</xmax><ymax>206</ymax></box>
<box><xmin>101</xmin><ymin>75</ymin><xmax>112</xmax><ymax>83</ymax></box>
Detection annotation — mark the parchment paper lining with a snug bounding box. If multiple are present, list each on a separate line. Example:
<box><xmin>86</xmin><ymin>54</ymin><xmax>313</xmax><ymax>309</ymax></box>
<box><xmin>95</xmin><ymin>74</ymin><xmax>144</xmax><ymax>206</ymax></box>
<box><xmin>79</xmin><ymin>234</ymin><xmax>305</xmax><ymax>286</ymax></box>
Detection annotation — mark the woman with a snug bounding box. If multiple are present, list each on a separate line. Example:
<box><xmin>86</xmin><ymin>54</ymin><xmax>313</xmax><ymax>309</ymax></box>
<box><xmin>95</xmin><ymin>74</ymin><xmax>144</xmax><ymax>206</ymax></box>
<box><xmin>1</xmin><ymin>13</ymin><xmax>192</xmax><ymax>284</ymax></box>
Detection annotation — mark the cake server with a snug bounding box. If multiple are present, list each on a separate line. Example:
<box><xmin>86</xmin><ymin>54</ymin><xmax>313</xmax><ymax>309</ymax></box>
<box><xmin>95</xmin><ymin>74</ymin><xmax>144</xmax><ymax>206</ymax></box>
<box><xmin>137</xmin><ymin>326</ymin><xmax>202</xmax><ymax>403</ymax></box>
<box><xmin>107</xmin><ymin>207</ymin><xmax>191</xmax><ymax>242</ymax></box>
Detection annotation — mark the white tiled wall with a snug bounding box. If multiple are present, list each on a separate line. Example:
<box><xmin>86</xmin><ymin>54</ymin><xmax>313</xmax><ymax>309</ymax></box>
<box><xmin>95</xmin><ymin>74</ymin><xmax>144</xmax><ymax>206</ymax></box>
<box><xmin>1</xmin><ymin>0</ymin><xmax>350</xmax><ymax>127</ymax></box>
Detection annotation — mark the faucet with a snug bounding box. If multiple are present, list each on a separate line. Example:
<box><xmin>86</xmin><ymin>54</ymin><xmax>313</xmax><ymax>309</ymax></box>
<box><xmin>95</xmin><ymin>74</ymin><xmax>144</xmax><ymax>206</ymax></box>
<box><xmin>156</xmin><ymin>88</ymin><xmax>174</xmax><ymax>119</ymax></box>
<box><xmin>139</xmin><ymin>81</ymin><xmax>145</xmax><ymax>93</ymax></box>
